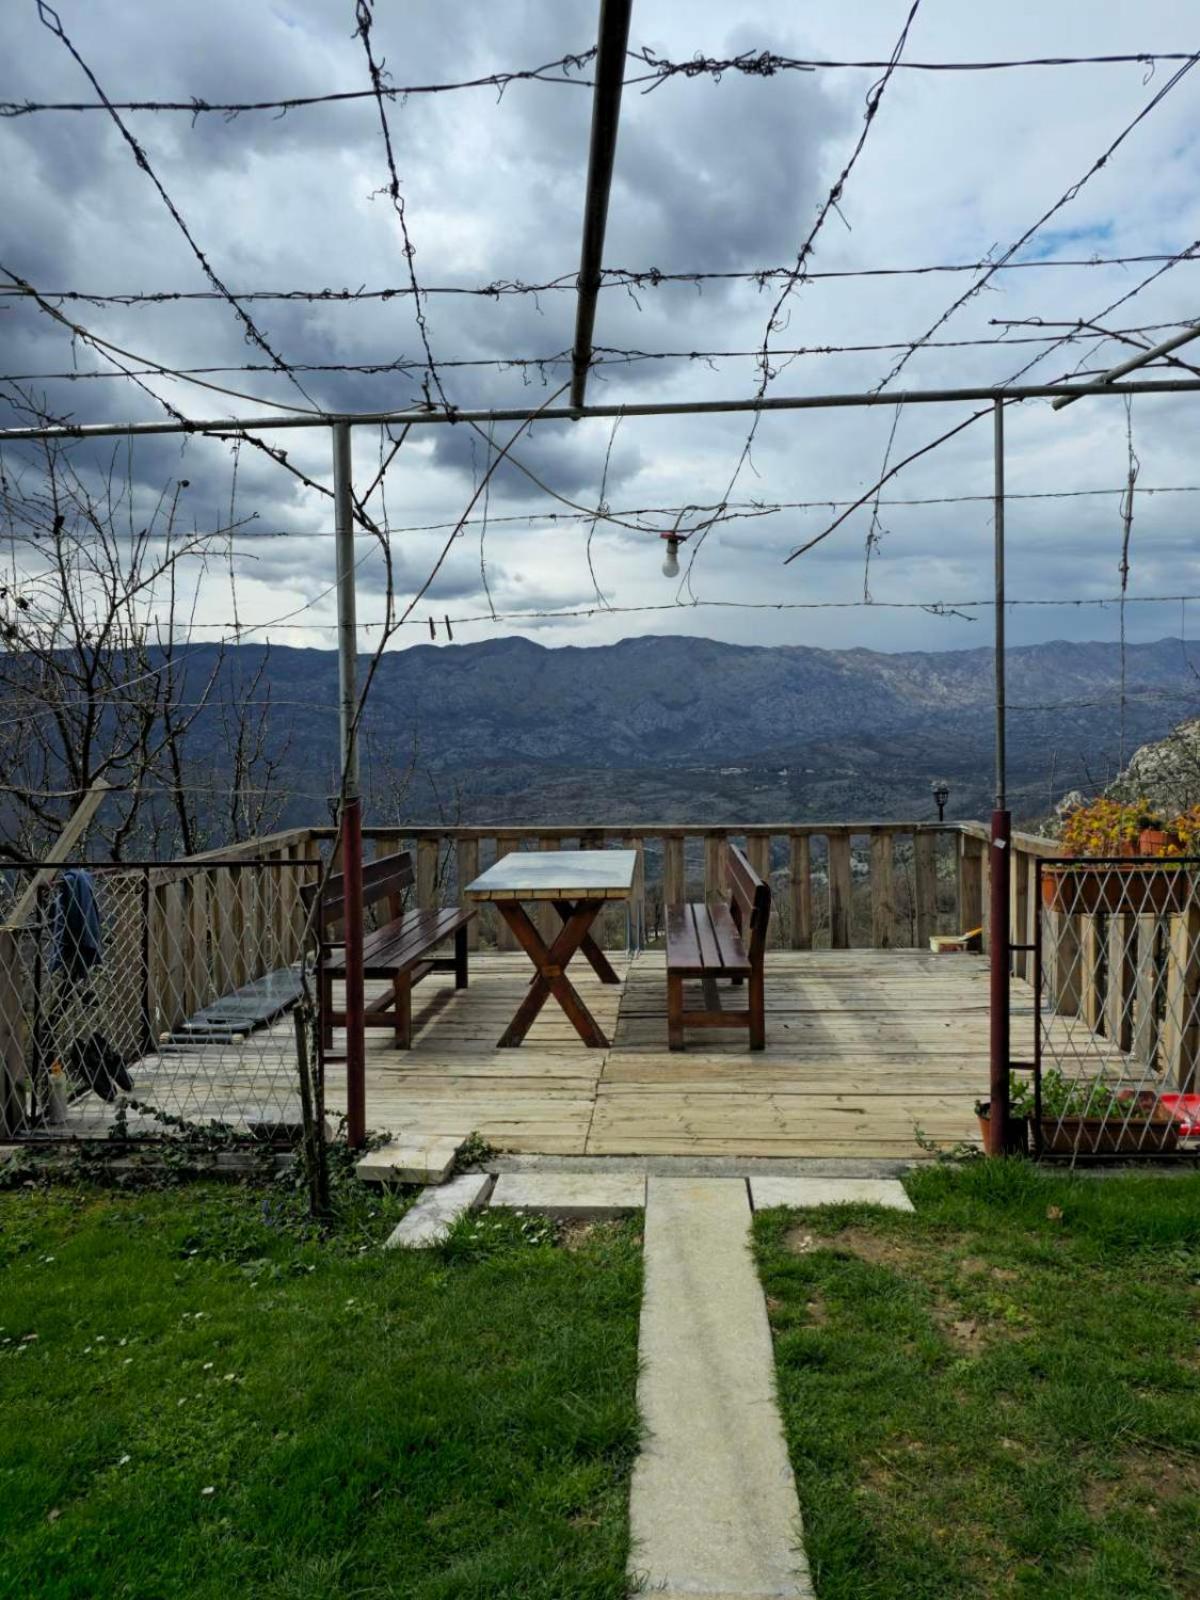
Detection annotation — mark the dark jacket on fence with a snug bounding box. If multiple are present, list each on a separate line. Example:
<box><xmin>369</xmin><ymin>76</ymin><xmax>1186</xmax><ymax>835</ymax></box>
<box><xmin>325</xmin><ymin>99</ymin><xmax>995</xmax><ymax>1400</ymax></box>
<box><xmin>52</xmin><ymin>868</ymin><xmax>103</xmax><ymax>981</ymax></box>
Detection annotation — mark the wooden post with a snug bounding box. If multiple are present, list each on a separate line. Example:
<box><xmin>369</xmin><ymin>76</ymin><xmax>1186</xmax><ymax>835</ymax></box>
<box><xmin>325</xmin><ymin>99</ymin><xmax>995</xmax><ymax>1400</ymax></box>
<box><xmin>186</xmin><ymin>871</ymin><xmax>211</xmax><ymax>1015</ymax></box>
<box><xmin>663</xmin><ymin>834</ymin><xmax>685</xmax><ymax>909</ymax></box>
<box><xmin>631</xmin><ymin>836</ymin><xmax>647</xmax><ymax>948</ymax></box>
<box><xmin>789</xmin><ymin>834</ymin><xmax>812</xmax><ymax>951</ymax></box>
<box><xmin>158</xmin><ymin>877</ymin><xmax>187</xmax><ymax>1036</ymax></box>
<box><xmin>704</xmin><ymin>831</ymin><xmax>726</xmax><ymax>906</ymax></box>
<box><xmin>869</xmin><ymin>831</ymin><xmax>894</xmax><ymax>949</ymax></box>
<box><xmin>416</xmin><ymin>838</ymin><xmax>438</xmax><ymax>910</ymax></box>
<box><xmin>746</xmin><ymin>835</ymin><xmax>771</xmax><ymax>942</ymax></box>
<box><xmin>457</xmin><ymin>837</ymin><xmax>480</xmax><ymax>951</ymax></box>
<box><xmin>959</xmin><ymin>833</ymin><xmax>984</xmax><ymax>936</ymax></box>
<box><xmin>1010</xmin><ymin>846</ymin><xmax>1030</xmax><ymax>979</ymax></box>
<box><xmin>536</xmin><ymin>835</ymin><xmax>559</xmax><ymax>943</ymax></box>
<box><xmin>495</xmin><ymin>833</ymin><xmax>520</xmax><ymax>950</ymax></box>
<box><xmin>1133</xmin><ymin>914</ymin><xmax>1159</xmax><ymax>1067</ymax></box>
<box><xmin>1081</xmin><ymin>915</ymin><xmax>1105</xmax><ymax>1032</ymax></box>
<box><xmin>1048</xmin><ymin>910</ymin><xmax>1081</xmax><ymax>1017</ymax></box>
<box><xmin>215</xmin><ymin>870</ymin><xmax>238</xmax><ymax>994</ymax></box>
<box><xmin>1105</xmin><ymin>913</ymin><xmax>1135</xmax><ymax>1052</ymax></box>
<box><xmin>827</xmin><ymin>831</ymin><xmax>851</xmax><ymax>950</ymax></box>
<box><xmin>1</xmin><ymin>779</ymin><xmax>112</xmax><ymax>933</ymax></box>
<box><xmin>979</xmin><ymin>841</ymin><xmax>991</xmax><ymax>954</ymax></box>
<box><xmin>1164</xmin><ymin>905</ymin><xmax>1200</xmax><ymax>1092</ymax></box>
<box><xmin>914</xmin><ymin>833</ymin><xmax>937</xmax><ymax>951</ymax></box>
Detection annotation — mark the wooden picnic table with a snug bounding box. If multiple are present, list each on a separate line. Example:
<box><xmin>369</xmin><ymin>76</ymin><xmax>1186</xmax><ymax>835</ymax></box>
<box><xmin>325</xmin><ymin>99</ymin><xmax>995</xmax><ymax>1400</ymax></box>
<box><xmin>465</xmin><ymin>849</ymin><xmax>636</xmax><ymax>1047</ymax></box>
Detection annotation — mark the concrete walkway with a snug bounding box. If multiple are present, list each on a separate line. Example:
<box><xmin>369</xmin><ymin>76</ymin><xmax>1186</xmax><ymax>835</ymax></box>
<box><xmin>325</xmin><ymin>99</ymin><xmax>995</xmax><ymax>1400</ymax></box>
<box><xmin>629</xmin><ymin>1178</ymin><xmax>812</xmax><ymax>1600</ymax></box>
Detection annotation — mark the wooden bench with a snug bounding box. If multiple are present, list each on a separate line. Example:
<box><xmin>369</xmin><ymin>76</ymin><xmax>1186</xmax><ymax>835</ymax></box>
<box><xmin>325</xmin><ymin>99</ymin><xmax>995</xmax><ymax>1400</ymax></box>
<box><xmin>305</xmin><ymin>851</ymin><xmax>475</xmax><ymax>1051</ymax></box>
<box><xmin>665</xmin><ymin>841</ymin><xmax>769</xmax><ymax>1051</ymax></box>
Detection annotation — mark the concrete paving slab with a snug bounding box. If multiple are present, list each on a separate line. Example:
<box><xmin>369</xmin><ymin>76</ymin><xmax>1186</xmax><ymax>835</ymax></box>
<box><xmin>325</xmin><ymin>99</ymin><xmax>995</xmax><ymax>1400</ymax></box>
<box><xmin>489</xmin><ymin>1171</ymin><xmax>645</xmax><ymax>1218</ymax></box>
<box><xmin>490</xmin><ymin>1153</ymin><xmax>916</xmax><ymax>1178</ymax></box>
<box><xmin>750</xmin><ymin>1176</ymin><xmax>914</xmax><ymax>1212</ymax></box>
<box><xmin>356</xmin><ymin>1136</ymin><xmax>463</xmax><ymax>1185</ymax></box>
<box><xmin>384</xmin><ymin>1173</ymin><xmax>493</xmax><ymax>1248</ymax></box>
<box><xmin>630</xmin><ymin>1177</ymin><xmax>812</xmax><ymax>1599</ymax></box>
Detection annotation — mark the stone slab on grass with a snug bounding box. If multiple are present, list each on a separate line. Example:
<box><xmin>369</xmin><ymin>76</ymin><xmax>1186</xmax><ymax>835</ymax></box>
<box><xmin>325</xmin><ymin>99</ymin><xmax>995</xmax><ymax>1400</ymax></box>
<box><xmin>489</xmin><ymin>1172</ymin><xmax>645</xmax><ymax>1219</ymax></box>
<box><xmin>750</xmin><ymin>1176</ymin><xmax>913</xmax><ymax>1212</ymax></box>
<box><xmin>385</xmin><ymin>1173</ymin><xmax>494</xmax><ymax>1249</ymax></box>
<box><xmin>630</xmin><ymin>1177</ymin><xmax>812</xmax><ymax>1599</ymax></box>
<box><xmin>356</xmin><ymin>1136</ymin><xmax>463</xmax><ymax>1185</ymax></box>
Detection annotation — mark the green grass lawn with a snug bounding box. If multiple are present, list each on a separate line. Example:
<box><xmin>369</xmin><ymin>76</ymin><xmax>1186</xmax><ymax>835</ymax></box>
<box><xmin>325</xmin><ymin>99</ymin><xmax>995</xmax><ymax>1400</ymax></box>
<box><xmin>0</xmin><ymin>1176</ymin><xmax>642</xmax><ymax>1600</ymax></box>
<box><xmin>755</xmin><ymin>1162</ymin><xmax>1200</xmax><ymax>1600</ymax></box>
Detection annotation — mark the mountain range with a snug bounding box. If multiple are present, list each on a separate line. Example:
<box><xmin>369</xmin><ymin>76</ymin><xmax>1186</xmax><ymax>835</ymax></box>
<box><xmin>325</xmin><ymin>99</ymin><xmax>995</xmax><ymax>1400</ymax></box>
<box><xmin>182</xmin><ymin>633</ymin><xmax>1200</xmax><ymax>829</ymax></box>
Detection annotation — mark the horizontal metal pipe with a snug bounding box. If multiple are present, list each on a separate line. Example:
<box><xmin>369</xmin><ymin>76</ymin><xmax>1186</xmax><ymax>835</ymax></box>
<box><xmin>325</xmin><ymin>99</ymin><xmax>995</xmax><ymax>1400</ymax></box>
<box><xmin>2</xmin><ymin>376</ymin><xmax>1200</xmax><ymax>442</ymax></box>
<box><xmin>1051</xmin><ymin>318</ymin><xmax>1200</xmax><ymax>409</ymax></box>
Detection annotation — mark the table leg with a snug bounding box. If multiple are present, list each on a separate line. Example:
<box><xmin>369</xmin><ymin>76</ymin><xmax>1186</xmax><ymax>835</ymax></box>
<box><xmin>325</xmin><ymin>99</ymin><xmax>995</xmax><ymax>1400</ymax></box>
<box><xmin>494</xmin><ymin>900</ymin><xmax>610</xmax><ymax>1048</ymax></box>
<box><xmin>551</xmin><ymin>899</ymin><xmax>620</xmax><ymax>983</ymax></box>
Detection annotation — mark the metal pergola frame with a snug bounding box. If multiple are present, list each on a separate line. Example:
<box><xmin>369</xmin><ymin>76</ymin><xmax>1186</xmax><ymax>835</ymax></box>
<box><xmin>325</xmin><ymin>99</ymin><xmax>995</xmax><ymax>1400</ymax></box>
<box><xmin>6</xmin><ymin>0</ymin><xmax>1199</xmax><ymax>1149</ymax></box>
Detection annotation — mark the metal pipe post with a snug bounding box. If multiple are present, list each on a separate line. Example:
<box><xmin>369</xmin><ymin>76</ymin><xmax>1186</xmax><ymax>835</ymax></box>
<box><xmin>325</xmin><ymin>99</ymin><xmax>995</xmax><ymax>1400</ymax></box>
<box><xmin>569</xmin><ymin>0</ymin><xmax>633</xmax><ymax>410</ymax></box>
<box><xmin>988</xmin><ymin>806</ymin><xmax>1012</xmax><ymax>1155</ymax></box>
<box><xmin>993</xmin><ymin>398</ymin><xmax>1006</xmax><ymax>811</ymax></box>
<box><xmin>332</xmin><ymin>421</ymin><xmax>366</xmax><ymax>1147</ymax></box>
<box><xmin>988</xmin><ymin>402</ymin><xmax>1012</xmax><ymax>1155</ymax></box>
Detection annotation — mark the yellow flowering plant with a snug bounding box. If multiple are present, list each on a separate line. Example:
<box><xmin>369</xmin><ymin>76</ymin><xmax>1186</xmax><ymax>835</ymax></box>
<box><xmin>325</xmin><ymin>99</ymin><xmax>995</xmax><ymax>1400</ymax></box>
<box><xmin>1060</xmin><ymin>797</ymin><xmax>1156</xmax><ymax>857</ymax></box>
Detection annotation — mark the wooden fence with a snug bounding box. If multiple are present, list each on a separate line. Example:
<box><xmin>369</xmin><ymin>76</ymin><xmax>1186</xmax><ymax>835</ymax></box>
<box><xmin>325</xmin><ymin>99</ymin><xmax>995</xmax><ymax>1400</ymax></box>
<box><xmin>312</xmin><ymin>822</ymin><xmax>965</xmax><ymax>955</ymax></box>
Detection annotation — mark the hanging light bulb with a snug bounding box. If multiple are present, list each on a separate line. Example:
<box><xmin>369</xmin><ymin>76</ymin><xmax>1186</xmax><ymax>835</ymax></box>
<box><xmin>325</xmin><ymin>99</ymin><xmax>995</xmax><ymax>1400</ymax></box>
<box><xmin>661</xmin><ymin>534</ymin><xmax>680</xmax><ymax>578</ymax></box>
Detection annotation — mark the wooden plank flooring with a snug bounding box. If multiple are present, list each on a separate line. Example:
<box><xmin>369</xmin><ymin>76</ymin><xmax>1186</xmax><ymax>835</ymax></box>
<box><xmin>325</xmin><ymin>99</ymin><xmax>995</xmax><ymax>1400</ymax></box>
<box><xmin>56</xmin><ymin>949</ymin><xmax>1131</xmax><ymax>1159</ymax></box>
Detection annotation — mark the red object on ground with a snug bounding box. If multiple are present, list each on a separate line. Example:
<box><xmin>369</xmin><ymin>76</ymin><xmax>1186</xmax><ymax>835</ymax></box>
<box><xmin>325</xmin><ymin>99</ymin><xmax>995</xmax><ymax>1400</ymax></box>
<box><xmin>1160</xmin><ymin>1095</ymin><xmax>1200</xmax><ymax>1136</ymax></box>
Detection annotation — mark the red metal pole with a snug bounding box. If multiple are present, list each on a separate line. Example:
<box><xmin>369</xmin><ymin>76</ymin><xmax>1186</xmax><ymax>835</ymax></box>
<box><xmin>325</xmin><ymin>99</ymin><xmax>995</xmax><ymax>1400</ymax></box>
<box><xmin>988</xmin><ymin>807</ymin><xmax>1012</xmax><ymax>1155</ymax></box>
<box><xmin>342</xmin><ymin>794</ymin><xmax>366</xmax><ymax>1148</ymax></box>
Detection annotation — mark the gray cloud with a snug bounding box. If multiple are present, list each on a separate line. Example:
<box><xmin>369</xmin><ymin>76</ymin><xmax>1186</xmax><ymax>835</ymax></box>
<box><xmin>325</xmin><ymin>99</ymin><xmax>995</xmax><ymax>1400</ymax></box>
<box><xmin>2</xmin><ymin>0</ymin><xmax>1200</xmax><ymax>664</ymax></box>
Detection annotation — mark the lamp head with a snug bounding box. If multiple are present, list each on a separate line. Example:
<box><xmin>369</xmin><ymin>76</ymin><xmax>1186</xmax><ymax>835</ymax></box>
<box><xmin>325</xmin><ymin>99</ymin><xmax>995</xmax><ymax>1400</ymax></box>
<box><xmin>660</xmin><ymin>533</ymin><xmax>680</xmax><ymax>578</ymax></box>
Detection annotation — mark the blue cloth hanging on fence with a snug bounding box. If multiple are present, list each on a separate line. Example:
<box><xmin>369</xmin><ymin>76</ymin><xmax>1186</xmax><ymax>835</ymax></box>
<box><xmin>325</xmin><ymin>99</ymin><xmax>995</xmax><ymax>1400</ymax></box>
<box><xmin>52</xmin><ymin>868</ymin><xmax>103</xmax><ymax>980</ymax></box>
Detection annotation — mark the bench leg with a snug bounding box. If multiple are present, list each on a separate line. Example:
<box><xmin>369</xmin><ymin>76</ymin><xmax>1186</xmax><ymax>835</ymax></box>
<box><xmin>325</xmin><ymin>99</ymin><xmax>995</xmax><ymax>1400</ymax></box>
<box><xmin>394</xmin><ymin>973</ymin><xmax>412</xmax><ymax>1049</ymax></box>
<box><xmin>454</xmin><ymin>924</ymin><xmax>469</xmax><ymax>990</ymax></box>
<box><xmin>667</xmin><ymin>973</ymin><xmax>685</xmax><ymax>1051</ymax></box>
<box><xmin>748</xmin><ymin>966</ymin><xmax>765</xmax><ymax>1051</ymax></box>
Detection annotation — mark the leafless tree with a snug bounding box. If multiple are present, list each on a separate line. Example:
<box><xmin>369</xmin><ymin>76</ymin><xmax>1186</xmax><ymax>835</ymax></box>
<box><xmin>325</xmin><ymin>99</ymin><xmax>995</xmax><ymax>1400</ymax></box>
<box><xmin>0</xmin><ymin>405</ymin><xmax>286</xmax><ymax>859</ymax></box>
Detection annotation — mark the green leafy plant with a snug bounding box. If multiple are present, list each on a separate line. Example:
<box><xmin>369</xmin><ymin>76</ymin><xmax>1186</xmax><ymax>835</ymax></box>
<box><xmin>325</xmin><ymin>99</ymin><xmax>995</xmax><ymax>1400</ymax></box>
<box><xmin>1010</xmin><ymin>1069</ymin><xmax>1162</xmax><ymax>1122</ymax></box>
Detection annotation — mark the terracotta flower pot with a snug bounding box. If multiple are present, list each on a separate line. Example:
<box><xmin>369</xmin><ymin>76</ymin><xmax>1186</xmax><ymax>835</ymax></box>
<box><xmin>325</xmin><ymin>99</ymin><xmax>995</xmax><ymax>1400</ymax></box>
<box><xmin>1041</xmin><ymin>864</ymin><xmax>1189</xmax><ymax>916</ymax></box>
<box><xmin>1139</xmin><ymin>828</ymin><xmax>1177</xmax><ymax>857</ymax></box>
<box><xmin>1040</xmin><ymin>1111</ymin><xmax>1179</xmax><ymax>1156</ymax></box>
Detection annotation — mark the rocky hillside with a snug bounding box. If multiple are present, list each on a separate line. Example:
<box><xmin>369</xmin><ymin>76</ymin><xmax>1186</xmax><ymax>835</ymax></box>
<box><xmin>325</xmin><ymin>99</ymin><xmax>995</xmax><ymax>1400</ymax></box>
<box><xmin>1104</xmin><ymin>717</ymin><xmax>1200</xmax><ymax>814</ymax></box>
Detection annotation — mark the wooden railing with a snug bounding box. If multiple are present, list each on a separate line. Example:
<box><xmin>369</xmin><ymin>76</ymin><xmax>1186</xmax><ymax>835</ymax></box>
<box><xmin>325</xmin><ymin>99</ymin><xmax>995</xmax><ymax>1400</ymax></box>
<box><xmin>959</xmin><ymin>820</ymin><xmax>1200</xmax><ymax>1087</ymax></box>
<box><xmin>306</xmin><ymin>823</ymin><xmax>964</xmax><ymax>954</ymax></box>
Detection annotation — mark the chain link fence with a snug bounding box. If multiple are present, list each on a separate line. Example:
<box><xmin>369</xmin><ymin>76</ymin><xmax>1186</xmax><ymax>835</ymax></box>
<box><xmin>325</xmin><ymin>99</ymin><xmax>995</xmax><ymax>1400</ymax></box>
<box><xmin>1034</xmin><ymin>855</ymin><xmax>1200</xmax><ymax>1160</ymax></box>
<box><xmin>1</xmin><ymin>856</ymin><xmax>322</xmax><ymax>1141</ymax></box>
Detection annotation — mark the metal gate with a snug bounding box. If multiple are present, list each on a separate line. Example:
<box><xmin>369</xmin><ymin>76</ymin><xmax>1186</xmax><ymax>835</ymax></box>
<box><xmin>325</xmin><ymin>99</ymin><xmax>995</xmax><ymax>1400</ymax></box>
<box><xmin>1032</xmin><ymin>855</ymin><xmax>1200</xmax><ymax>1160</ymax></box>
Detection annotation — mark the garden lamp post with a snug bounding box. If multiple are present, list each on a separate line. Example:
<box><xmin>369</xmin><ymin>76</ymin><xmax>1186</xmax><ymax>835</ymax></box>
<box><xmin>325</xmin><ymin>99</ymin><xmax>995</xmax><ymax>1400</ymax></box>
<box><xmin>932</xmin><ymin>780</ymin><xmax>950</xmax><ymax>822</ymax></box>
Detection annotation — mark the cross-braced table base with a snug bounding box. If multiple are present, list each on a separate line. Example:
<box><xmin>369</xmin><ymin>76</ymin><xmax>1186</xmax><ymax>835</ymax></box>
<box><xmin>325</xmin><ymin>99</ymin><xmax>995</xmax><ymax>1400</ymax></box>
<box><xmin>493</xmin><ymin>897</ymin><xmax>620</xmax><ymax>1047</ymax></box>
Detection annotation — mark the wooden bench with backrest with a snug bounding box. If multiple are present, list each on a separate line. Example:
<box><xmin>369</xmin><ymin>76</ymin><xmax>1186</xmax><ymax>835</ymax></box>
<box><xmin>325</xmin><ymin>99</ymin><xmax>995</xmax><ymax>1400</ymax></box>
<box><xmin>665</xmin><ymin>841</ymin><xmax>770</xmax><ymax>1051</ymax></box>
<box><xmin>303</xmin><ymin>851</ymin><xmax>475</xmax><ymax>1051</ymax></box>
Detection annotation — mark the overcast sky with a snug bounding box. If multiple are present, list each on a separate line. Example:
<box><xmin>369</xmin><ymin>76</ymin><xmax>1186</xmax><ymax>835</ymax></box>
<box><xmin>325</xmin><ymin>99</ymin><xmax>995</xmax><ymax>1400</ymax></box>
<box><xmin>2</xmin><ymin>0</ymin><xmax>1200</xmax><ymax>660</ymax></box>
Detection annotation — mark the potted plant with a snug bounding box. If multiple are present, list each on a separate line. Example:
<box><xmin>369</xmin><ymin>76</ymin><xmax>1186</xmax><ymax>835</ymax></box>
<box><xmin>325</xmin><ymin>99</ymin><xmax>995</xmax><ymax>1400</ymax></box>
<box><xmin>1012</xmin><ymin>1070</ymin><xmax>1179</xmax><ymax>1157</ymax></box>
<box><xmin>1044</xmin><ymin>798</ymin><xmax>1190</xmax><ymax>915</ymax></box>
<box><xmin>974</xmin><ymin>1096</ymin><xmax>1029</xmax><ymax>1153</ymax></box>
<box><xmin>1136</xmin><ymin>808</ymin><xmax>1175</xmax><ymax>856</ymax></box>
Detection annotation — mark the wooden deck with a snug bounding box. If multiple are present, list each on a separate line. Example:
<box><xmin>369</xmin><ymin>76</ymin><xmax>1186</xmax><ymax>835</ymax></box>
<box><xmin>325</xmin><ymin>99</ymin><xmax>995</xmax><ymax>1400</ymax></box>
<box><xmin>57</xmin><ymin>948</ymin><xmax>1079</xmax><ymax>1159</ymax></box>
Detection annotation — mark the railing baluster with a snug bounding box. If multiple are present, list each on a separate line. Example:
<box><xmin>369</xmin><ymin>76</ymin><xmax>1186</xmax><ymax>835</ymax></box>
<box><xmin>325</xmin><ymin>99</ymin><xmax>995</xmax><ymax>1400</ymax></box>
<box><xmin>827</xmin><ymin>830</ymin><xmax>851</xmax><ymax>949</ymax></box>
<box><xmin>457</xmin><ymin>837</ymin><xmax>480</xmax><ymax>950</ymax></box>
<box><xmin>914</xmin><ymin>833</ymin><xmax>937</xmax><ymax>951</ymax></box>
<box><xmin>869</xmin><ymin>830</ymin><xmax>895</xmax><ymax>949</ymax></box>
<box><xmin>789</xmin><ymin>833</ymin><xmax>812</xmax><ymax>951</ymax></box>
